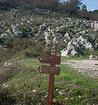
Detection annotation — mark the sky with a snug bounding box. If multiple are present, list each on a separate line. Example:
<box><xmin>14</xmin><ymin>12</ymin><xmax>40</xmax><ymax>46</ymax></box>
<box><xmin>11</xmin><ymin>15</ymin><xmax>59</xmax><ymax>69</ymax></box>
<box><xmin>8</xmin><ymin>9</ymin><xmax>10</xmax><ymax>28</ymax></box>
<box><xmin>62</xmin><ymin>0</ymin><xmax>98</xmax><ymax>11</ymax></box>
<box><xmin>82</xmin><ymin>0</ymin><xmax>98</xmax><ymax>11</ymax></box>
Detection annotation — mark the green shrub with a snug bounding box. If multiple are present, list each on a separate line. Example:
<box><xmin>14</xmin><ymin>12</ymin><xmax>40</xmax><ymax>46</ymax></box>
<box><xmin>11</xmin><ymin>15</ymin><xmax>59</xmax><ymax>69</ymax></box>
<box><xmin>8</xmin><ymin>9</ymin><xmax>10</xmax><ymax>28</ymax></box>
<box><xmin>0</xmin><ymin>87</ymin><xmax>16</xmax><ymax>105</ymax></box>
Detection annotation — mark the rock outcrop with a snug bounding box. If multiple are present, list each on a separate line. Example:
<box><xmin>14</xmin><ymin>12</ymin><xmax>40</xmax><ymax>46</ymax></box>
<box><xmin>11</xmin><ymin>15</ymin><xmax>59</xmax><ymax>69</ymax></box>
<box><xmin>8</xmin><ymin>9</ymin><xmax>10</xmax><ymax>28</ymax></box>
<box><xmin>0</xmin><ymin>10</ymin><xmax>98</xmax><ymax>57</ymax></box>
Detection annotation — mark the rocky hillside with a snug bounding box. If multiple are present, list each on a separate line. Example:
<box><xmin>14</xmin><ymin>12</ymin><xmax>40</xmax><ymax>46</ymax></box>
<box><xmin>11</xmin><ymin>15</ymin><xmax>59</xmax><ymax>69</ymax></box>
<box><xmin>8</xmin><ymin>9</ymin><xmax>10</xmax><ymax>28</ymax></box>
<box><xmin>0</xmin><ymin>9</ymin><xmax>98</xmax><ymax>58</ymax></box>
<box><xmin>0</xmin><ymin>9</ymin><xmax>98</xmax><ymax>105</ymax></box>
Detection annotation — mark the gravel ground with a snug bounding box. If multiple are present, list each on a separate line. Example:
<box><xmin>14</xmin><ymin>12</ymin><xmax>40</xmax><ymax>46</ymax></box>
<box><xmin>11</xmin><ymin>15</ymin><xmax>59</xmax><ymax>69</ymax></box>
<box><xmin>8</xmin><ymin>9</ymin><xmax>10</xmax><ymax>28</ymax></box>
<box><xmin>62</xmin><ymin>60</ymin><xmax>98</xmax><ymax>78</ymax></box>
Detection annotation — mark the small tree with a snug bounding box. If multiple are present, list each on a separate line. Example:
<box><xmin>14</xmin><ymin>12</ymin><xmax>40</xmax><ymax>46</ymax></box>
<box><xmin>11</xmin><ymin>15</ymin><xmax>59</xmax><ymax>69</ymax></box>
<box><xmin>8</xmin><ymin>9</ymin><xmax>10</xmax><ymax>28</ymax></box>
<box><xmin>34</xmin><ymin>0</ymin><xmax>59</xmax><ymax>11</ymax></box>
<box><xmin>82</xmin><ymin>4</ymin><xmax>87</xmax><ymax>11</ymax></box>
<box><xmin>61</xmin><ymin>0</ymin><xmax>82</xmax><ymax>16</ymax></box>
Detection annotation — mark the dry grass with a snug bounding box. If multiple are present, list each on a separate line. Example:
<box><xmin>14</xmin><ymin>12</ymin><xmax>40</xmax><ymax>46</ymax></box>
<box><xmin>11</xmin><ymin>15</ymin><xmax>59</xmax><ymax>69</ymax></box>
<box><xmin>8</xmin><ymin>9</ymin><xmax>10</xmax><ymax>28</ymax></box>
<box><xmin>0</xmin><ymin>62</ymin><xmax>22</xmax><ymax>83</ymax></box>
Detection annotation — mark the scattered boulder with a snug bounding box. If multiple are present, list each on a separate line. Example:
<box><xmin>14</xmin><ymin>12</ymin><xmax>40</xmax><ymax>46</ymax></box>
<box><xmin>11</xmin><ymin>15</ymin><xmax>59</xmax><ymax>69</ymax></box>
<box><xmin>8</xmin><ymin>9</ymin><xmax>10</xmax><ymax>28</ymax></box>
<box><xmin>0</xmin><ymin>45</ymin><xmax>2</xmax><ymax>48</ymax></box>
<box><xmin>64</xmin><ymin>33</ymin><xmax>71</xmax><ymax>40</ymax></box>
<box><xmin>61</xmin><ymin>41</ymin><xmax>83</xmax><ymax>57</ymax></box>
<box><xmin>40</xmin><ymin>23</ymin><xmax>47</xmax><ymax>31</ymax></box>
<box><xmin>75</xmin><ymin>21</ymin><xmax>82</xmax><ymax>27</ymax></box>
<box><xmin>89</xmin><ymin>55</ymin><xmax>98</xmax><ymax>60</ymax></box>
<box><xmin>11</xmin><ymin>9</ymin><xmax>19</xmax><ymax>18</ymax></box>
<box><xmin>94</xmin><ymin>21</ymin><xmax>98</xmax><ymax>32</ymax></box>
<box><xmin>83</xmin><ymin>41</ymin><xmax>94</xmax><ymax>51</ymax></box>
<box><xmin>91</xmin><ymin>21</ymin><xmax>98</xmax><ymax>32</ymax></box>
<box><xmin>0</xmin><ymin>33</ymin><xmax>9</xmax><ymax>40</ymax></box>
<box><xmin>12</xmin><ymin>25</ymin><xmax>22</xmax><ymax>37</ymax></box>
<box><xmin>44</xmin><ymin>31</ymin><xmax>51</xmax><ymax>46</ymax></box>
<box><xmin>89</xmin><ymin>55</ymin><xmax>94</xmax><ymax>60</ymax></box>
<box><xmin>71</xmin><ymin>49</ymin><xmax>78</xmax><ymax>56</ymax></box>
<box><xmin>95</xmin><ymin>56</ymin><xmax>98</xmax><ymax>60</ymax></box>
<box><xmin>61</xmin><ymin>49</ymin><xmax>69</xmax><ymax>57</ymax></box>
<box><xmin>57</xmin><ymin>25</ymin><xmax>66</xmax><ymax>34</ymax></box>
<box><xmin>76</xmin><ymin>36</ymin><xmax>94</xmax><ymax>51</ymax></box>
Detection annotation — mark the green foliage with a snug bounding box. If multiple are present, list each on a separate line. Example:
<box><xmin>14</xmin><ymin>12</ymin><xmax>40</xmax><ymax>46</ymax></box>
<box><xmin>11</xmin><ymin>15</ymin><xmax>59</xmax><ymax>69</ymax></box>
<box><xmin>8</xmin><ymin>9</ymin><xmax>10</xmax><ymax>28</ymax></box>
<box><xmin>34</xmin><ymin>0</ymin><xmax>59</xmax><ymax>11</ymax></box>
<box><xmin>0</xmin><ymin>1</ymin><xmax>16</xmax><ymax>11</ymax></box>
<box><xmin>3</xmin><ymin>38</ymin><xmax>32</xmax><ymax>49</ymax></box>
<box><xmin>82</xmin><ymin>4</ymin><xmax>87</xmax><ymax>11</ymax></box>
<box><xmin>0</xmin><ymin>86</ymin><xmax>16</xmax><ymax>105</ymax></box>
<box><xmin>63</xmin><ymin>0</ymin><xmax>82</xmax><ymax>15</ymax></box>
<box><xmin>0</xmin><ymin>0</ymin><xmax>98</xmax><ymax>20</ymax></box>
<box><xmin>84</xmin><ymin>50</ymin><xmax>98</xmax><ymax>57</ymax></box>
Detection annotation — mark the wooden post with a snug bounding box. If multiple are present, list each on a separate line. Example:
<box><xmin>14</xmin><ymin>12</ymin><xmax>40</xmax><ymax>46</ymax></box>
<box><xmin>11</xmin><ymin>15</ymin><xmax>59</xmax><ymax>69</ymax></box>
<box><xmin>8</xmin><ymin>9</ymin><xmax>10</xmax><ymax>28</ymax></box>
<box><xmin>38</xmin><ymin>43</ymin><xmax>61</xmax><ymax>105</ymax></box>
<box><xmin>47</xmin><ymin>43</ymin><xmax>57</xmax><ymax>105</ymax></box>
<box><xmin>48</xmin><ymin>74</ymin><xmax>54</xmax><ymax>105</ymax></box>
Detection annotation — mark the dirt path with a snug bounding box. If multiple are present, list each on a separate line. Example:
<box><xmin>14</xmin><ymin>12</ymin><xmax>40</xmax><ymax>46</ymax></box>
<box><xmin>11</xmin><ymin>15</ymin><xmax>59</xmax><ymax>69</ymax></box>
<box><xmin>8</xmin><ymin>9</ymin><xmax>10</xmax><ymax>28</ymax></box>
<box><xmin>62</xmin><ymin>60</ymin><xmax>98</xmax><ymax>78</ymax></box>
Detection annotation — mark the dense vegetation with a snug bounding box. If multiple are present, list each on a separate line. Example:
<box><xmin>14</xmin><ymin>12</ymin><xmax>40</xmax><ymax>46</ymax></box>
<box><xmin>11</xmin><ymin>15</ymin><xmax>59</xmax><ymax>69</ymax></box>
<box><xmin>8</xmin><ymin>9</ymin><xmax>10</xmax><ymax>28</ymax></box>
<box><xmin>0</xmin><ymin>0</ymin><xmax>98</xmax><ymax>20</ymax></box>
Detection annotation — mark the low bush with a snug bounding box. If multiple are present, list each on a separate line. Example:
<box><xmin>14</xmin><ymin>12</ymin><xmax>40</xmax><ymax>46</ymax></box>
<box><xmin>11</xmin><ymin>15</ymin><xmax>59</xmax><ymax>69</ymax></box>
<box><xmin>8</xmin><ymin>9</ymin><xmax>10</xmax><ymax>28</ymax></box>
<box><xmin>0</xmin><ymin>86</ymin><xmax>16</xmax><ymax>105</ymax></box>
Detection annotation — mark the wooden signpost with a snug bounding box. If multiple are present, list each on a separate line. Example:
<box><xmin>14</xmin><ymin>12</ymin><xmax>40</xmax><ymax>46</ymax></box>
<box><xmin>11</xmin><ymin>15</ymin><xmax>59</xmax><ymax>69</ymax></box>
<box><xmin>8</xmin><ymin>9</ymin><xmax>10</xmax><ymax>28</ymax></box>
<box><xmin>38</xmin><ymin>65</ymin><xmax>60</xmax><ymax>75</ymax></box>
<box><xmin>38</xmin><ymin>43</ymin><xmax>61</xmax><ymax>105</ymax></box>
<box><xmin>39</xmin><ymin>56</ymin><xmax>61</xmax><ymax>65</ymax></box>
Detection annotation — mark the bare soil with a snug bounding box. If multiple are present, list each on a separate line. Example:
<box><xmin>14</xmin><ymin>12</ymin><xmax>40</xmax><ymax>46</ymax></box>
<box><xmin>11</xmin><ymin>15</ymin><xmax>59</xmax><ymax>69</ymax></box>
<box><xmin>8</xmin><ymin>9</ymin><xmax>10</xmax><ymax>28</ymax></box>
<box><xmin>62</xmin><ymin>60</ymin><xmax>98</xmax><ymax>78</ymax></box>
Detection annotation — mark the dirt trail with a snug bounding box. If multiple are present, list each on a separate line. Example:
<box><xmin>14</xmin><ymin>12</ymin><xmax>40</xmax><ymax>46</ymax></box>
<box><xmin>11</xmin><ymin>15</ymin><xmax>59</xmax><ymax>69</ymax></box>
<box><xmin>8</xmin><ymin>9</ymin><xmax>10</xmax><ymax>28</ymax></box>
<box><xmin>62</xmin><ymin>60</ymin><xmax>98</xmax><ymax>78</ymax></box>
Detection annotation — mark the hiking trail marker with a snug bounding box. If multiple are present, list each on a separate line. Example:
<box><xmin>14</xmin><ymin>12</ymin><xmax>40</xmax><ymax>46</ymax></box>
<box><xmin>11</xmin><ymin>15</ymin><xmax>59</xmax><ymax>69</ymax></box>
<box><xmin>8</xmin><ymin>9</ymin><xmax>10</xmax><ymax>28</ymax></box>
<box><xmin>38</xmin><ymin>43</ymin><xmax>61</xmax><ymax>105</ymax></box>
